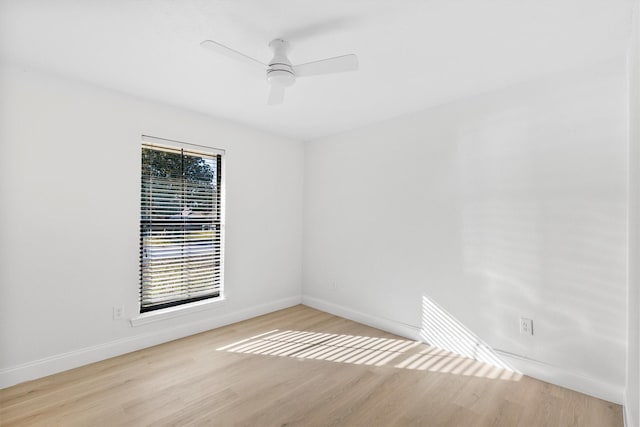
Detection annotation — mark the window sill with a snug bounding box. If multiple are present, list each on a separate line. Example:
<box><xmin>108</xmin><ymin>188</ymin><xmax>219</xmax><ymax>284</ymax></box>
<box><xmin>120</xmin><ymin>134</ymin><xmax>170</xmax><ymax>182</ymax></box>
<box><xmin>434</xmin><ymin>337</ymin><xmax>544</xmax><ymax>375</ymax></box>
<box><xmin>129</xmin><ymin>297</ymin><xmax>227</xmax><ymax>327</ymax></box>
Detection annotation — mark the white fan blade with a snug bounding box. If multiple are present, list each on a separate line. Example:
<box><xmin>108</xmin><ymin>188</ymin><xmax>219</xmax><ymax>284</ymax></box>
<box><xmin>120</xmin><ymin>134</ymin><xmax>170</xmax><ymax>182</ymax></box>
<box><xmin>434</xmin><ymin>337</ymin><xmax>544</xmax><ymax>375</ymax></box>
<box><xmin>200</xmin><ymin>40</ymin><xmax>266</xmax><ymax>68</ymax></box>
<box><xmin>293</xmin><ymin>54</ymin><xmax>358</xmax><ymax>77</ymax></box>
<box><xmin>268</xmin><ymin>85</ymin><xmax>285</xmax><ymax>105</ymax></box>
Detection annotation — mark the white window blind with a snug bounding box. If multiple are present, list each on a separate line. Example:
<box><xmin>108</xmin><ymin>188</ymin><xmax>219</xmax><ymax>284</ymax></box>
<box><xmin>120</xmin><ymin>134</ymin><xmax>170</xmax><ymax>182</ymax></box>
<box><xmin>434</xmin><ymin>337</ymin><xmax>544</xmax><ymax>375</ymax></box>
<box><xmin>140</xmin><ymin>139</ymin><xmax>224</xmax><ymax>313</ymax></box>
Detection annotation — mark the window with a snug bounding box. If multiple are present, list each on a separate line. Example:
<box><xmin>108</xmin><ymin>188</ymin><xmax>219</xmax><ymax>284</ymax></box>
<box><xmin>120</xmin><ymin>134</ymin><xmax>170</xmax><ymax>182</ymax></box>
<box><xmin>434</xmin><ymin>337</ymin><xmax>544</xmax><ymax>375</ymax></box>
<box><xmin>139</xmin><ymin>136</ymin><xmax>224</xmax><ymax>313</ymax></box>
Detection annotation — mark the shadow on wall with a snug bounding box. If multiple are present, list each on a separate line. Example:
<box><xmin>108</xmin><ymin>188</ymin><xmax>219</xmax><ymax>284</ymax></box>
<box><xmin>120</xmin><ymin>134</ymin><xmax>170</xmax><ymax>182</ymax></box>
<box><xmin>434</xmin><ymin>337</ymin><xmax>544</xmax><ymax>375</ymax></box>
<box><xmin>459</xmin><ymin>199</ymin><xmax>627</xmax><ymax>360</ymax></box>
<box><xmin>447</xmin><ymin>71</ymin><xmax>629</xmax><ymax>385</ymax></box>
<box><xmin>451</xmin><ymin>68</ymin><xmax>628</xmax><ymax>377</ymax></box>
<box><xmin>419</xmin><ymin>294</ymin><xmax>516</xmax><ymax>371</ymax></box>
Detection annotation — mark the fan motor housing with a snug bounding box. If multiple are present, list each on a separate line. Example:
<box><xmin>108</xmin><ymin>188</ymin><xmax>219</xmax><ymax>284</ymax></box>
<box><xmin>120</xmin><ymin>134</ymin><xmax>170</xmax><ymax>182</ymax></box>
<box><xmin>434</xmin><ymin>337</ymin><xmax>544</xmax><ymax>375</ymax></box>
<box><xmin>266</xmin><ymin>39</ymin><xmax>296</xmax><ymax>87</ymax></box>
<box><xmin>267</xmin><ymin>67</ymin><xmax>295</xmax><ymax>87</ymax></box>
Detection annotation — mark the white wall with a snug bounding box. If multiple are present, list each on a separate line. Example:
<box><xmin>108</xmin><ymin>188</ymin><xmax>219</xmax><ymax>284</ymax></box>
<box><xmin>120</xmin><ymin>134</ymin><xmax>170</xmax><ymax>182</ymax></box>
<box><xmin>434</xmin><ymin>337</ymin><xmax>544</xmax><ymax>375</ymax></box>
<box><xmin>627</xmin><ymin>1</ymin><xmax>640</xmax><ymax>424</ymax></box>
<box><xmin>0</xmin><ymin>64</ymin><xmax>304</xmax><ymax>386</ymax></box>
<box><xmin>303</xmin><ymin>57</ymin><xmax>628</xmax><ymax>402</ymax></box>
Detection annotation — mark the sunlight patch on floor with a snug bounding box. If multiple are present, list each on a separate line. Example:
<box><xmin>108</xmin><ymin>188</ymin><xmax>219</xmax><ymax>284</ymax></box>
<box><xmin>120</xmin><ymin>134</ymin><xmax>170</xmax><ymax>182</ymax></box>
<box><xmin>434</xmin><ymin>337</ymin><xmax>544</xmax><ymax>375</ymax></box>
<box><xmin>217</xmin><ymin>328</ymin><xmax>522</xmax><ymax>381</ymax></box>
<box><xmin>217</xmin><ymin>329</ymin><xmax>419</xmax><ymax>367</ymax></box>
<box><xmin>394</xmin><ymin>346</ymin><xmax>522</xmax><ymax>380</ymax></box>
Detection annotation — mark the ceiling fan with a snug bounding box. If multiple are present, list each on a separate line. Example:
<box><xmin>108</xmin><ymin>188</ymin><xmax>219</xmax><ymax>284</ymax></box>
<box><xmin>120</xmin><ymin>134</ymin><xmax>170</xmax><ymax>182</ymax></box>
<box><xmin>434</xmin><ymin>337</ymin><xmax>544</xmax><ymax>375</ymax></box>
<box><xmin>200</xmin><ymin>38</ymin><xmax>358</xmax><ymax>105</ymax></box>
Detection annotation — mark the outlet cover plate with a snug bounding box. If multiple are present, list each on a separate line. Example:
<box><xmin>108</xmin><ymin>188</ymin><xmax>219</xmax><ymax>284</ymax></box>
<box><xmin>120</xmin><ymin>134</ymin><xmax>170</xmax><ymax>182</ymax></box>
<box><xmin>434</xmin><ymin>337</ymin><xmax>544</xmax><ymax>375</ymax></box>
<box><xmin>520</xmin><ymin>317</ymin><xmax>533</xmax><ymax>335</ymax></box>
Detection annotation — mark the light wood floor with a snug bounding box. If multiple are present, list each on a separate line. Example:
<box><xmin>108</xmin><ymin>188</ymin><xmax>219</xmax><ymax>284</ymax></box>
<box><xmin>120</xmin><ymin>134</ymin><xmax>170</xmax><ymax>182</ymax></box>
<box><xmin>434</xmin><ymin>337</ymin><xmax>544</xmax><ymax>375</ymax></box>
<box><xmin>0</xmin><ymin>305</ymin><xmax>623</xmax><ymax>426</ymax></box>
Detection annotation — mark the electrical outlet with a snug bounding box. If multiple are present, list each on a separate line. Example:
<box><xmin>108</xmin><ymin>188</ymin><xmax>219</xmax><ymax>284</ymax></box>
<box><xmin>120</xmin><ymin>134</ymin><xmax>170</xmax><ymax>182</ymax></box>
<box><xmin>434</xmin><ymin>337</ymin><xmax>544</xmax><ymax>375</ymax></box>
<box><xmin>520</xmin><ymin>317</ymin><xmax>533</xmax><ymax>335</ymax></box>
<box><xmin>113</xmin><ymin>306</ymin><xmax>124</xmax><ymax>320</ymax></box>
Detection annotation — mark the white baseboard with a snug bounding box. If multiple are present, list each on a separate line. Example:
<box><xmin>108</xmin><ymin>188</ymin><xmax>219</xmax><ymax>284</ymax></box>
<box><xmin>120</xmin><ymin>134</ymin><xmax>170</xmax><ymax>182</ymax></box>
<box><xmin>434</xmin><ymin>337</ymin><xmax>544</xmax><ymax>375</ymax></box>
<box><xmin>301</xmin><ymin>295</ymin><xmax>624</xmax><ymax>405</ymax></box>
<box><xmin>0</xmin><ymin>295</ymin><xmax>301</xmax><ymax>389</ymax></box>
<box><xmin>493</xmin><ymin>349</ymin><xmax>624</xmax><ymax>404</ymax></box>
<box><xmin>623</xmin><ymin>391</ymin><xmax>637</xmax><ymax>427</ymax></box>
<box><xmin>301</xmin><ymin>295</ymin><xmax>421</xmax><ymax>341</ymax></box>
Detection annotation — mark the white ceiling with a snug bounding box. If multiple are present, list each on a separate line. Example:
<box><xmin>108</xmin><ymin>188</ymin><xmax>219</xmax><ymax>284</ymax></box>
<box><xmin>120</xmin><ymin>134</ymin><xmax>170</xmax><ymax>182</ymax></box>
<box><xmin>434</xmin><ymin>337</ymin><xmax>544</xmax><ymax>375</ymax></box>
<box><xmin>0</xmin><ymin>0</ymin><xmax>634</xmax><ymax>141</ymax></box>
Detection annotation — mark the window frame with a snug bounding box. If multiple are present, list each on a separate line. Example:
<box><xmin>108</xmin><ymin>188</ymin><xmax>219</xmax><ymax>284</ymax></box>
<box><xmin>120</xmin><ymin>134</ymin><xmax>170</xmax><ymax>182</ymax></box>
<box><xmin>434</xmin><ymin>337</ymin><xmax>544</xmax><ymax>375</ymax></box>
<box><xmin>137</xmin><ymin>135</ymin><xmax>226</xmax><ymax>318</ymax></box>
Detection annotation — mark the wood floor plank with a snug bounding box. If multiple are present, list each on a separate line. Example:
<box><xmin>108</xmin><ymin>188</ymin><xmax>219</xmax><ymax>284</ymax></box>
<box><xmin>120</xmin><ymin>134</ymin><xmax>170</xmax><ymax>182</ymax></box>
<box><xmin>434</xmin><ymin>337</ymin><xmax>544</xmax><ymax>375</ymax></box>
<box><xmin>0</xmin><ymin>305</ymin><xmax>623</xmax><ymax>426</ymax></box>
